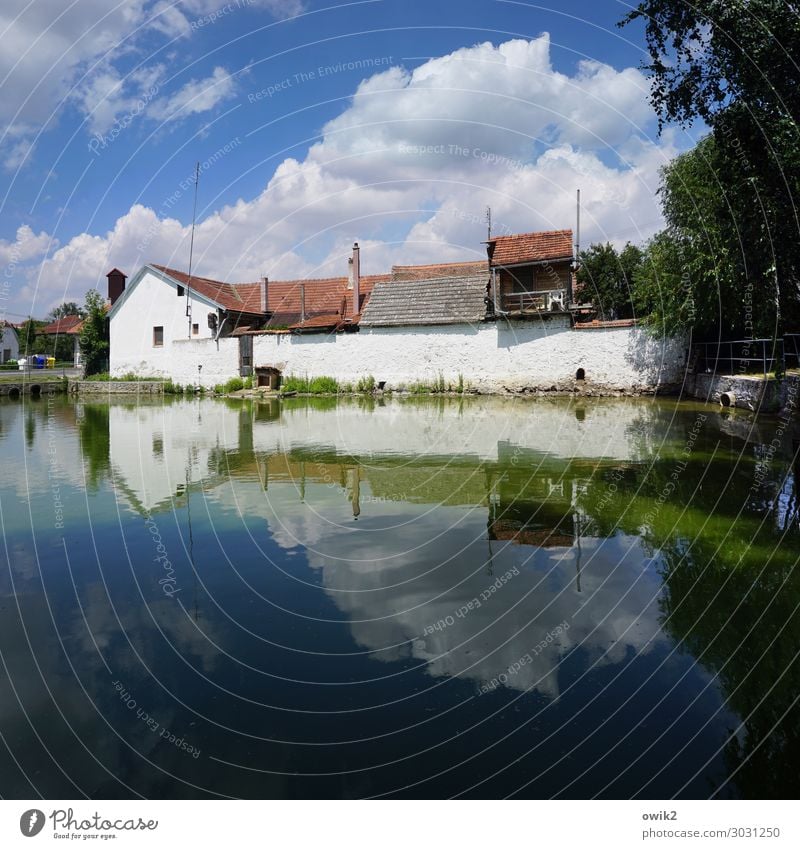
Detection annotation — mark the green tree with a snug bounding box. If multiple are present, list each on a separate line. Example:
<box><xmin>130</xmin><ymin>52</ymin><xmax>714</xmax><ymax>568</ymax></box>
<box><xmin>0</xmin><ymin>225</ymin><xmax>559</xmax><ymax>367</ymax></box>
<box><xmin>621</xmin><ymin>0</ymin><xmax>800</xmax><ymax>330</ymax></box>
<box><xmin>17</xmin><ymin>318</ymin><xmax>45</xmax><ymax>356</ymax></box>
<box><xmin>576</xmin><ymin>242</ymin><xmax>643</xmax><ymax>319</ymax></box>
<box><xmin>632</xmin><ymin>135</ymin><xmax>779</xmax><ymax>338</ymax></box>
<box><xmin>47</xmin><ymin>301</ymin><xmax>85</xmax><ymax>320</ymax></box>
<box><xmin>79</xmin><ymin>290</ymin><xmax>108</xmax><ymax>376</ymax></box>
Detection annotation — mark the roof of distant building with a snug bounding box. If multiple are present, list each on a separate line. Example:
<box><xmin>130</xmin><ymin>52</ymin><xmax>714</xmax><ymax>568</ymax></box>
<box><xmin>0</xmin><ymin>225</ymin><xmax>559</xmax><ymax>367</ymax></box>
<box><xmin>487</xmin><ymin>229</ymin><xmax>573</xmax><ymax>266</ymax></box>
<box><xmin>40</xmin><ymin>314</ymin><xmax>84</xmax><ymax>335</ymax></box>
<box><xmin>360</xmin><ymin>274</ymin><xmax>489</xmax><ymax>327</ymax></box>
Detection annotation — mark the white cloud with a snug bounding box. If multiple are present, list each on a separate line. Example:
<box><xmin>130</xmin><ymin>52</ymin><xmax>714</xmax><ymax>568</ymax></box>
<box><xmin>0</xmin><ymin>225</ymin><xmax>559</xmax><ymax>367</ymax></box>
<box><xmin>13</xmin><ymin>35</ymin><xmax>686</xmax><ymax>315</ymax></box>
<box><xmin>149</xmin><ymin>66</ymin><xmax>237</xmax><ymax>122</ymax></box>
<box><xmin>0</xmin><ymin>225</ymin><xmax>53</xmax><ymax>266</ymax></box>
<box><xmin>0</xmin><ymin>0</ymin><xmax>299</xmax><ymax>168</ymax></box>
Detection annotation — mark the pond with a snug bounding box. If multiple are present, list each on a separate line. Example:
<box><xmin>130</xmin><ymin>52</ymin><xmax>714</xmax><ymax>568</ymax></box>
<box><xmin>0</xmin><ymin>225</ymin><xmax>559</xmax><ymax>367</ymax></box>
<box><xmin>0</xmin><ymin>393</ymin><xmax>798</xmax><ymax>799</ymax></box>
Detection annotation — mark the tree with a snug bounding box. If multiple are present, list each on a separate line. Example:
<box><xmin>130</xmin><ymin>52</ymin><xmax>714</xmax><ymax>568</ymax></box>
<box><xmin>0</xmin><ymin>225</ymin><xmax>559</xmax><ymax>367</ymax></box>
<box><xmin>576</xmin><ymin>242</ymin><xmax>643</xmax><ymax>320</ymax></box>
<box><xmin>17</xmin><ymin>318</ymin><xmax>44</xmax><ymax>356</ymax></box>
<box><xmin>79</xmin><ymin>290</ymin><xmax>108</xmax><ymax>376</ymax></box>
<box><xmin>632</xmin><ymin>135</ymin><xmax>780</xmax><ymax>339</ymax></box>
<box><xmin>621</xmin><ymin>0</ymin><xmax>800</xmax><ymax>330</ymax></box>
<box><xmin>47</xmin><ymin>301</ymin><xmax>85</xmax><ymax>320</ymax></box>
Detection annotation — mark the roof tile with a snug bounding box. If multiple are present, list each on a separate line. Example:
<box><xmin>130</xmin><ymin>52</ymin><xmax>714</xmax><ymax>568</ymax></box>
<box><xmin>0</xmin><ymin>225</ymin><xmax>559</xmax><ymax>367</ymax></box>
<box><xmin>488</xmin><ymin>229</ymin><xmax>573</xmax><ymax>266</ymax></box>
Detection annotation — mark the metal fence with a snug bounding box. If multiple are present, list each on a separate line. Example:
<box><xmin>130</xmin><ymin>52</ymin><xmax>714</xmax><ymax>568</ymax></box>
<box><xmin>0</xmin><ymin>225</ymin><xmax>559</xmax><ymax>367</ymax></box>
<box><xmin>693</xmin><ymin>338</ymin><xmax>786</xmax><ymax>378</ymax></box>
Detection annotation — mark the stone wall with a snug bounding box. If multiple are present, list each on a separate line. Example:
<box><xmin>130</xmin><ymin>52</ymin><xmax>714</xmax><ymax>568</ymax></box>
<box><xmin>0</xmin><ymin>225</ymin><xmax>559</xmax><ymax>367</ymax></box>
<box><xmin>111</xmin><ymin>319</ymin><xmax>689</xmax><ymax>393</ymax></box>
<box><xmin>71</xmin><ymin>380</ymin><xmax>164</xmax><ymax>394</ymax></box>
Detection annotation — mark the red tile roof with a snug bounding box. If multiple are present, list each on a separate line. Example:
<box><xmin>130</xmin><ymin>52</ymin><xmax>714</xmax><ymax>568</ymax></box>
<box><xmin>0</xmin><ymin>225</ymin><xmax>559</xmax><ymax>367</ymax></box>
<box><xmin>487</xmin><ymin>230</ymin><xmax>573</xmax><ymax>267</ymax></box>
<box><xmin>152</xmin><ymin>265</ymin><xmax>264</xmax><ymax>314</ymax></box>
<box><xmin>391</xmin><ymin>260</ymin><xmax>488</xmax><ymax>282</ymax></box>
<box><xmin>41</xmin><ymin>314</ymin><xmax>84</xmax><ymax>335</ymax></box>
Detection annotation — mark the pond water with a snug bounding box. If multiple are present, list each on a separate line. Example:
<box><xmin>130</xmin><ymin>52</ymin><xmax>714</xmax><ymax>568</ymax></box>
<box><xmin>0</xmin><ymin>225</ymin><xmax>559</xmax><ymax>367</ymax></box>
<box><xmin>0</xmin><ymin>394</ymin><xmax>798</xmax><ymax>799</ymax></box>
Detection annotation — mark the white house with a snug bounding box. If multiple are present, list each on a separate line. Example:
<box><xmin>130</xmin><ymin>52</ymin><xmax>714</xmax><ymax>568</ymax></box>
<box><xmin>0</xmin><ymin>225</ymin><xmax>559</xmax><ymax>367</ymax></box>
<box><xmin>1</xmin><ymin>322</ymin><xmax>20</xmax><ymax>363</ymax></box>
<box><xmin>108</xmin><ymin>233</ymin><xmax>687</xmax><ymax>391</ymax></box>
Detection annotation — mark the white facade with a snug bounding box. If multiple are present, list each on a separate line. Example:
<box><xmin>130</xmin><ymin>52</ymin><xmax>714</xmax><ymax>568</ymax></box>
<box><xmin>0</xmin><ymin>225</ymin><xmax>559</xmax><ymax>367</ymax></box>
<box><xmin>110</xmin><ymin>267</ymin><xmax>688</xmax><ymax>390</ymax></box>
<box><xmin>1</xmin><ymin>325</ymin><xmax>19</xmax><ymax>363</ymax></box>
<box><xmin>110</xmin><ymin>267</ymin><xmax>219</xmax><ymax>378</ymax></box>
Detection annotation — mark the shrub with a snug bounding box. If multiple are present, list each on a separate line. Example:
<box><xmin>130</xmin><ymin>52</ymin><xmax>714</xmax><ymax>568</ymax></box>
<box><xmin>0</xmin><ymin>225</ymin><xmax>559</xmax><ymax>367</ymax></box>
<box><xmin>309</xmin><ymin>376</ymin><xmax>339</xmax><ymax>394</ymax></box>
<box><xmin>163</xmin><ymin>380</ymin><xmax>186</xmax><ymax>395</ymax></box>
<box><xmin>213</xmin><ymin>384</ymin><xmax>223</xmax><ymax>395</ymax></box>
<box><xmin>356</xmin><ymin>374</ymin><xmax>376</xmax><ymax>393</ymax></box>
<box><xmin>223</xmin><ymin>377</ymin><xmax>244</xmax><ymax>393</ymax></box>
<box><xmin>281</xmin><ymin>374</ymin><xmax>308</xmax><ymax>393</ymax></box>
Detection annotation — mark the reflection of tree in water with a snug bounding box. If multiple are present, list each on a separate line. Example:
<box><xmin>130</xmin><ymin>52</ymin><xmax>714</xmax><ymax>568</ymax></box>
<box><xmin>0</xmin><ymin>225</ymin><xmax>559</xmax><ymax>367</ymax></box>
<box><xmin>577</xmin><ymin>433</ymin><xmax>800</xmax><ymax>799</ymax></box>
<box><xmin>78</xmin><ymin>404</ymin><xmax>110</xmax><ymax>489</ymax></box>
<box><xmin>24</xmin><ymin>405</ymin><xmax>36</xmax><ymax>449</ymax></box>
<box><xmin>658</xmin><ymin>541</ymin><xmax>800</xmax><ymax>799</ymax></box>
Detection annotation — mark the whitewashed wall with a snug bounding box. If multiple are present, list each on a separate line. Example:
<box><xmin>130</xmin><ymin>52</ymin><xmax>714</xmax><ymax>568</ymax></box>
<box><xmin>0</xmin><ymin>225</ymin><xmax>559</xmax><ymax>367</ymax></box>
<box><xmin>110</xmin><ymin>269</ymin><xmax>219</xmax><ymax>378</ymax></box>
<box><xmin>112</xmin><ymin>287</ymin><xmax>687</xmax><ymax>391</ymax></box>
<box><xmin>1</xmin><ymin>325</ymin><xmax>20</xmax><ymax>362</ymax></box>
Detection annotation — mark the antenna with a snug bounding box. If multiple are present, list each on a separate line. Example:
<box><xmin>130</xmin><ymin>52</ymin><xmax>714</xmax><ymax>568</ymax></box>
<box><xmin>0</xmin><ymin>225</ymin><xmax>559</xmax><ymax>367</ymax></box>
<box><xmin>575</xmin><ymin>188</ymin><xmax>581</xmax><ymax>269</ymax></box>
<box><xmin>186</xmin><ymin>161</ymin><xmax>200</xmax><ymax>337</ymax></box>
<box><xmin>486</xmin><ymin>206</ymin><xmax>492</xmax><ymax>241</ymax></box>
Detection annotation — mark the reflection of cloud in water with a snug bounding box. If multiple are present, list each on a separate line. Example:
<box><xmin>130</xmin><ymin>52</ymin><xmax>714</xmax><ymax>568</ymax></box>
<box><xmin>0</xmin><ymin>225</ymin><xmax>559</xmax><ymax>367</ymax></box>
<box><xmin>256</xmin><ymin>481</ymin><xmax>669</xmax><ymax>700</ymax></box>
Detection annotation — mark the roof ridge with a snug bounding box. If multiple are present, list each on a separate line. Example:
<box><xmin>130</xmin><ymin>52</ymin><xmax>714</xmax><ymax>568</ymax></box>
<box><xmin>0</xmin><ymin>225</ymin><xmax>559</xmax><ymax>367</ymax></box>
<box><xmin>490</xmin><ymin>228</ymin><xmax>572</xmax><ymax>242</ymax></box>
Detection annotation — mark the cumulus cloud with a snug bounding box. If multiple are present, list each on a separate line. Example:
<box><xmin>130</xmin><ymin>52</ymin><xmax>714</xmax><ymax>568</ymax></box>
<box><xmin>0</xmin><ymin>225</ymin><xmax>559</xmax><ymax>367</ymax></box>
<box><xmin>12</xmin><ymin>35</ymin><xmax>687</xmax><ymax>314</ymax></box>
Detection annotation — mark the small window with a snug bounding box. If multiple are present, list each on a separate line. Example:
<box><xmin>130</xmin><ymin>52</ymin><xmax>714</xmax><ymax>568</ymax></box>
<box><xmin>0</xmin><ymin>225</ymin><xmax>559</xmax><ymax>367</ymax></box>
<box><xmin>192</xmin><ymin>323</ymin><xmax>199</xmax><ymax>336</ymax></box>
<box><xmin>177</xmin><ymin>285</ymin><xmax>185</xmax><ymax>296</ymax></box>
<box><xmin>153</xmin><ymin>326</ymin><xmax>164</xmax><ymax>347</ymax></box>
<box><xmin>575</xmin><ymin>368</ymin><xmax>585</xmax><ymax>381</ymax></box>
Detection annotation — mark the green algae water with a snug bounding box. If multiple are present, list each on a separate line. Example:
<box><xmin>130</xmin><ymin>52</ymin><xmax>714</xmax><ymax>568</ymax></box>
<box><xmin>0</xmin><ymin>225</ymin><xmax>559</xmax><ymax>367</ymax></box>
<box><xmin>0</xmin><ymin>393</ymin><xmax>798</xmax><ymax>799</ymax></box>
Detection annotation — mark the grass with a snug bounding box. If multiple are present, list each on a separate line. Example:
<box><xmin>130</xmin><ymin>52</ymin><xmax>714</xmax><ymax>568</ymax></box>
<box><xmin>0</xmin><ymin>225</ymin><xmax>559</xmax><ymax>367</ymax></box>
<box><xmin>281</xmin><ymin>374</ymin><xmax>340</xmax><ymax>394</ymax></box>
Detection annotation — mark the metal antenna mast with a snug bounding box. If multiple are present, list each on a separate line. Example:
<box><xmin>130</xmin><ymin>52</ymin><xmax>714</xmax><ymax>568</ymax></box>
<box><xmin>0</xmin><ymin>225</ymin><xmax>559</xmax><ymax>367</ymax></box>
<box><xmin>186</xmin><ymin>161</ymin><xmax>200</xmax><ymax>337</ymax></box>
<box><xmin>486</xmin><ymin>206</ymin><xmax>492</xmax><ymax>241</ymax></box>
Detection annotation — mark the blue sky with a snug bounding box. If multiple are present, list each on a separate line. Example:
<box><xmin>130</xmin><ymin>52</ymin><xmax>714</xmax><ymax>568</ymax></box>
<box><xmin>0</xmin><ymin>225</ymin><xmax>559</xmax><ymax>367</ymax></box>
<box><xmin>0</xmin><ymin>0</ymin><xmax>699</xmax><ymax>319</ymax></box>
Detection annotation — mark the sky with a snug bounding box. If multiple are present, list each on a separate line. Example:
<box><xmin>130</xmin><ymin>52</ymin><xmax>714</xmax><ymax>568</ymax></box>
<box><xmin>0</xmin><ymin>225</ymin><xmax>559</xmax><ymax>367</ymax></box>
<box><xmin>0</xmin><ymin>0</ymin><xmax>700</xmax><ymax>320</ymax></box>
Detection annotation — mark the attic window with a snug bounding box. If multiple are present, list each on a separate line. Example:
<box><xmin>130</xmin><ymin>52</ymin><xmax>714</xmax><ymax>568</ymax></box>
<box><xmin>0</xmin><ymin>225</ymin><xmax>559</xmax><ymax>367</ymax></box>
<box><xmin>177</xmin><ymin>285</ymin><xmax>185</xmax><ymax>296</ymax></box>
<box><xmin>153</xmin><ymin>326</ymin><xmax>164</xmax><ymax>347</ymax></box>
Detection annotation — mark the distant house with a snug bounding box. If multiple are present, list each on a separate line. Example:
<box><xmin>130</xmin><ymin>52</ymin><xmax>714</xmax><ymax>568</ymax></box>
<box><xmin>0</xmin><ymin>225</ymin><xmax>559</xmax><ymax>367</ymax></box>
<box><xmin>40</xmin><ymin>313</ymin><xmax>84</xmax><ymax>367</ymax></box>
<box><xmin>1</xmin><ymin>322</ymin><xmax>20</xmax><ymax>363</ymax></box>
<box><xmin>486</xmin><ymin>229</ymin><xmax>574</xmax><ymax>313</ymax></box>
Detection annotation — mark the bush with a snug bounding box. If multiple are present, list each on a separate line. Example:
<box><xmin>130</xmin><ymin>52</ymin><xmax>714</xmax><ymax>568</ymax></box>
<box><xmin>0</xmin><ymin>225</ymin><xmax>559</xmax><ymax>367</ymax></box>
<box><xmin>356</xmin><ymin>374</ymin><xmax>375</xmax><ymax>393</ymax></box>
<box><xmin>281</xmin><ymin>374</ymin><xmax>308</xmax><ymax>393</ymax></box>
<box><xmin>222</xmin><ymin>377</ymin><xmax>244</xmax><ymax>393</ymax></box>
<box><xmin>280</xmin><ymin>374</ymin><xmax>340</xmax><ymax>394</ymax></box>
<box><xmin>309</xmin><ymin>376</ymin><xmax>338</xmax><ymax>394</ymax></box>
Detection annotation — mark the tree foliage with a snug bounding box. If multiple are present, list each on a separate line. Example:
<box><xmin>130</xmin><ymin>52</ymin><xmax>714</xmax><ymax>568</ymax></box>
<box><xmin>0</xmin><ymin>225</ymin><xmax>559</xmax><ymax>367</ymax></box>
<box><xmin>622</xmin><ymin>0</ymin><xmax>800</xmax><ymax>332</ymax></box>
<box><xmin>79</xmin><ymin>290</ymin><xmax>109</xmax><ymax>376</ymax></box>
<box><xmin>47</xmin><ymin>301</ymin><xmax>85</xmax><ymax>320</ymax></box>
<box><xmin>576</xmin><ymin>242</ymin><xmax>643</xmax><ymax>320</ymax></box>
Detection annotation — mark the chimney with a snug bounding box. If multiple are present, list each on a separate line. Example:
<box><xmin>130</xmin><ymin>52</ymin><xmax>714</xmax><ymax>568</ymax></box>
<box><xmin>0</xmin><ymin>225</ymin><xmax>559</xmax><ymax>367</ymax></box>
<box><xmin>351</xmin><ymin>242</ymin><xmax>361</xmax><ymax>315</ymax></box>
<box><xmin>261</xmin><ymin>276</ymin><xmax>269</xmax><ymax>313</ymax></box>
<box><xmin>107</xmin><ymin>268</ymin><xmax>127</xmax><ymax>305</ymax></box>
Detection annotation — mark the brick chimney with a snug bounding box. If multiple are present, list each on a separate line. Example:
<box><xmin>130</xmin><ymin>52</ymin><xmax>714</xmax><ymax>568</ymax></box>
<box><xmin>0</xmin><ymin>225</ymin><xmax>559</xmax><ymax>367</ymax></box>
<box><xmin>351</xmin><ymin>242</ymin><xmax>361</xmax><ymax>315</ymax></box>
<box><xmin>107</xmin><ymin>268</ymin><xmax>127</xmax><ymax>305</ymax></box>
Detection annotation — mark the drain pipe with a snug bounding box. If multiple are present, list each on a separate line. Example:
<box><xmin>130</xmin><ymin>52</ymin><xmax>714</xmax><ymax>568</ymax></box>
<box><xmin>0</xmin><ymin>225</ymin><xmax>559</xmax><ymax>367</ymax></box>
<box><xmin>214</xmin><ymin>312</ymin><xmax>229</xmax><ymax>344</ymax></box>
